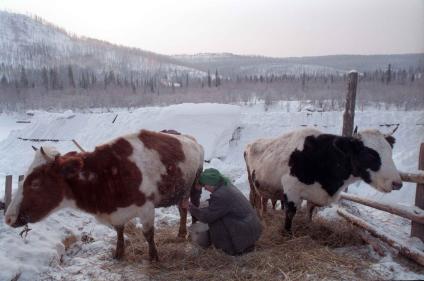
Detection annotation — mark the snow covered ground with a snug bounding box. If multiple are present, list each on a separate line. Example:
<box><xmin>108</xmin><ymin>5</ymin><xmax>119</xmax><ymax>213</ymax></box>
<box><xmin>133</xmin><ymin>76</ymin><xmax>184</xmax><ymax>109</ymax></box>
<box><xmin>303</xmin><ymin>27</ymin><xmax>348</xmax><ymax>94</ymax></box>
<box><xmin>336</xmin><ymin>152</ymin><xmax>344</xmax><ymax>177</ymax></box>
<box><xmin>0</xmin><ymin>102</ymin><xmax>423</xmax><ymax>280</ymax></box>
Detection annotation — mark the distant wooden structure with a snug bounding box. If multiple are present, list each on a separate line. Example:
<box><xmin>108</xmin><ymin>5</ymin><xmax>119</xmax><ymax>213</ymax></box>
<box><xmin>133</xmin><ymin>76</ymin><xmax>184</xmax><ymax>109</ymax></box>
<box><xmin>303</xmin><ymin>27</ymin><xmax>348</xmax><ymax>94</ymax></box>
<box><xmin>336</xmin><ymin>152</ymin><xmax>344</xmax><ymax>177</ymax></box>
<box><xmin>3</xmin><ymin>175</ymin><xmax>12</xmax><ymax>214</ymax></box>
<box><xmin>411</xmin><ymin>143</ymin><xmax>424</xmax><ymax>240</ymax></box>
<box><xmin>342</xmin><ymin>71</ymin><xmax>358</xmax><ymax>137</ymax></box>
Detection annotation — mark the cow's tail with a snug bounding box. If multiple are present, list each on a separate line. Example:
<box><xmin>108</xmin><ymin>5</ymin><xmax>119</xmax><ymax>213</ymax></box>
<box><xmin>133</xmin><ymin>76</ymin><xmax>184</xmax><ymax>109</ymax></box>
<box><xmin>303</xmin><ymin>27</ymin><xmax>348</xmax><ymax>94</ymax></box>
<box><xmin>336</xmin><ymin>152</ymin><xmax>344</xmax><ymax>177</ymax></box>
<box><xmin>190</xmin><ymin>167</ymin><xmax>203</xmax><ymax>224</ymax></box>
<box><xmin>244</xmin><ymin>150</ymin><xmax>261</xmax><ymax>211</ymax></box>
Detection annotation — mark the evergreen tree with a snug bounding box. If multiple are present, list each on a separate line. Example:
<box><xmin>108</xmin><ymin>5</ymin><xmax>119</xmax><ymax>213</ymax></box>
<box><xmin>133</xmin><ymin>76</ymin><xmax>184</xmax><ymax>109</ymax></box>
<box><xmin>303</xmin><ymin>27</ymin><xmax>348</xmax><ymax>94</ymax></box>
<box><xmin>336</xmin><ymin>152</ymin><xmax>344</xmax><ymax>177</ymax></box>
<box><xmin>386</xmin><ymin>64</ymin><xmax>392</xmax><ymax>84</ymax></box>
<box><xmin>42</xmin><ymin>67</ymin><xmax>49</xmax><ymax>91</ymax></box>
<box><xmin>50</xmin><ymin>68</ymin><xmax>60</xmax><ymax>90</ymax></box>
<box><xmin>207</xmin><ymin>70</ymin><xmax>211</xmax><ymax>87</ymax></box>
<box><xmin>0</xmin><ymin>74</ymin><xmax>7</xmax><ymax>87</ymax></box>
<box><xmin>215</xmin><ymin>69</ymin><xmax>220</xmax><ymax>87</ymax></box>
<box><xmin>20</xmin><ymin>66</ymin><xmax>29</xmax><ymax>88</ymax></box>
<box><xmin>91</xmin><ymin>72</ymin><xmax>97</xmax><ymax>85</ymax></box>
<box><xmin>68</xmin><ymin>65</ymin><xmax>75</xmax><ymax>88</ymax></box>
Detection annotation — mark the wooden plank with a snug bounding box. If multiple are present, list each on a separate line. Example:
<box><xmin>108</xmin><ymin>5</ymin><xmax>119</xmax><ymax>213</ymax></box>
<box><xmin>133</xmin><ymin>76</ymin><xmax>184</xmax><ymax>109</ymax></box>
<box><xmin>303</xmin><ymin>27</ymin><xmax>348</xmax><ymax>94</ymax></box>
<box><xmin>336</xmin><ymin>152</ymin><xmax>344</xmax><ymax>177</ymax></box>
<box><xmin>340</xmin><ymin>192</ymin><xmax>424</xmax><ymax>224</ymax></box>
<box><xmin>4</xmin><ymin>175</ymin><xmax>12</xmax><ymax>214</ymax></box>
<box><xmin>112</xmin><ymin>114</ymin><xmax>118</xmax><ymax>123</ymax></box>
<box><xmin>72</xmin><ymin>139</ymin><xmax>86</xmax><ymax>152</ymax></box>
<box><xmin>338</xmin><ymin>208</ymin><xmax>424</xmax><ymax>266</ymax></box>
<box><xmin>342</xmin><ymin>71</ymin><xmax>358</xmax><ymax>137</ymax></box>
<box><xmin>411</xmin><ymin>143</ymin><xmax>424</xmax><ymax>241</ymax></box>
<box><xmin>400</xmin><ymin>171</ymin><xmax>424</xmax><ymax>184</ymax></box>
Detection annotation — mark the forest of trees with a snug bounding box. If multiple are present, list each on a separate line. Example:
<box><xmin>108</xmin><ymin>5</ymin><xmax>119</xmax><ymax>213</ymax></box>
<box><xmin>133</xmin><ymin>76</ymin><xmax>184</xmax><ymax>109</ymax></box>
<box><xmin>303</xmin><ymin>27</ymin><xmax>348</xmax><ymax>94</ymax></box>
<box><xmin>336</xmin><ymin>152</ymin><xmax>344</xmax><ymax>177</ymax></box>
<box><xmin>0</xmin><ymin>62</ymin><xmax>423</xmax><ymax>111</ymax></box>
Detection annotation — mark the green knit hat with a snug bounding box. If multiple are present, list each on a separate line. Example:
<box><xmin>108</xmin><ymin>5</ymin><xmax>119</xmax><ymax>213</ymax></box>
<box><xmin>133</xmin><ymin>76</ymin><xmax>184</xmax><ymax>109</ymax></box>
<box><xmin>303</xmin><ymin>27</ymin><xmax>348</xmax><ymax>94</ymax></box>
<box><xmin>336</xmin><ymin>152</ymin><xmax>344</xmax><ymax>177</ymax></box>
<box><xmin>198</xmin><ymin>168</ymin><xmax>229</xmax><ymax>186</ymax></box>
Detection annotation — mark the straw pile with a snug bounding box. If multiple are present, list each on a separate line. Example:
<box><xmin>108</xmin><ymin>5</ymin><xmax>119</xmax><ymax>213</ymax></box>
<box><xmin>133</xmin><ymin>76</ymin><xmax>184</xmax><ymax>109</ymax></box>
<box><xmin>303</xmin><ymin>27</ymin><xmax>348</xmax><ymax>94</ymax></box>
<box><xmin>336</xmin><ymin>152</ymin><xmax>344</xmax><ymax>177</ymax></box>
<box><xmin>123</xmin><ymin>209</ymin><xmax>383</xmax><ymax>281</ymax></box>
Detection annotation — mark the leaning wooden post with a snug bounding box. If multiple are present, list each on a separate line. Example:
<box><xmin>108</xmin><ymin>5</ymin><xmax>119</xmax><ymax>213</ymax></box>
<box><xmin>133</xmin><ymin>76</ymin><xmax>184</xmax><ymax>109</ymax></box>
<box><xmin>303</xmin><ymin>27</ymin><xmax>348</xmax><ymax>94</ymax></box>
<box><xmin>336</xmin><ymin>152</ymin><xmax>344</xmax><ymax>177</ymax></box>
<box><xmin>72</xmin><ymin>139</ymin><xmax>86</xmax><ymax>152</ymax></box>
<box><xmin>342</xmin><ymin>71</ymin><xmax>358</xmax><ymax>137</ymax></box>
<box><xmin>342</xmin><ymin>71</ymin><xmax>358</xmax><ymax>193</ymax></box>
<box><xmin>4</xmin><ymin>175</ymin><xmax>12</xmax><ymax>214</ymax></box>
<box><xmin>411</xmin><ymin>143</ymin><xmax>424</xmax><ymax>241</ymax></box>
<box><xmin>338</xmin><ymin>208</ymin><xmax>424</xmax><ymax>266</ymax></box>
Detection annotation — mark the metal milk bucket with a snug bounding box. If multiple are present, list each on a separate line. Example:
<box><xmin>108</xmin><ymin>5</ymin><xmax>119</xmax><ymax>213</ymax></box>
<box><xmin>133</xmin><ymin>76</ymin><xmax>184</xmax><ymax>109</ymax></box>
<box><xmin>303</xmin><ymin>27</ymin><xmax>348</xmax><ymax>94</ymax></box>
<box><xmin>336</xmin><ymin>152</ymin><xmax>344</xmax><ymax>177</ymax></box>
<box><xmin>189</xmin><ymin>222</ymin><xmax>210</xmax><ymax>248</ymax></box>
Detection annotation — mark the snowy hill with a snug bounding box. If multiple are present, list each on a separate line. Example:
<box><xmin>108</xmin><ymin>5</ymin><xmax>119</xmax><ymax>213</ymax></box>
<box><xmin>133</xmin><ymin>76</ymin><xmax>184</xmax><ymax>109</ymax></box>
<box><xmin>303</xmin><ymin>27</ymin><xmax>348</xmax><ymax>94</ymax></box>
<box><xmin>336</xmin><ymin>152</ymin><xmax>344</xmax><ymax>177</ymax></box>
<box><xmin>0</xmin><ymin>103</ymin><xmax>423</xmax><ymax>280</ymax></box>
<box><xmin>2</xmin><ymin>10</ymin><xmax>422</xmax><ymax>80</ymax></box>
<box><xmin>0</xmin><ymin>10</ymin><xmax>202</xmax><ymax>76</ymax></box>
<box><xmin>174</xmin><ymin>53</ymin><xmax>424</xmax><ymax>76</ymax></box>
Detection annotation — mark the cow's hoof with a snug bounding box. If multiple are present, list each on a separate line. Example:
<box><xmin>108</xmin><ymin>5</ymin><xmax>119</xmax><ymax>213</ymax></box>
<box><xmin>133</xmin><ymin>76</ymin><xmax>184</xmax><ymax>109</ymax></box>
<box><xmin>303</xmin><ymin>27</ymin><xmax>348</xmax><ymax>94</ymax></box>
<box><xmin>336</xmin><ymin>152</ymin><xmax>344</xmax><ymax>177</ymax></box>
<box><xmin>113</xmin><ymin>252</ymin><xmax>124</xmax><ymax>260</ymax></box>
<box><xmin>149</xmin><ymin>252</ymin><xmax>159</xmax><ymax>262</ymax></box>
<box><xmin>280</xmin><ymin>228</ymin><xmax>293</xmax><ymax>237</ymax></box>
<box><xmin>177</xmin><ymin>231</ymin><xmax>187</xmax><ymax>239</ymax></box>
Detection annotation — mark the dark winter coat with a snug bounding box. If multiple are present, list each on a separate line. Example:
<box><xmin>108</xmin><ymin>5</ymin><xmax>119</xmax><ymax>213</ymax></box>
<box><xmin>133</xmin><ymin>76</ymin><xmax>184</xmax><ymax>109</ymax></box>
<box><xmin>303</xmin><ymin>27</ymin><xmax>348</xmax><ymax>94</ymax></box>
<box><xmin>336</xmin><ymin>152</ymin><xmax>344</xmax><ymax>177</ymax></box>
<box><xmin>190</xmin><ymin>183</ymin><xmax>262</xmax><ymax>255</ymax></box>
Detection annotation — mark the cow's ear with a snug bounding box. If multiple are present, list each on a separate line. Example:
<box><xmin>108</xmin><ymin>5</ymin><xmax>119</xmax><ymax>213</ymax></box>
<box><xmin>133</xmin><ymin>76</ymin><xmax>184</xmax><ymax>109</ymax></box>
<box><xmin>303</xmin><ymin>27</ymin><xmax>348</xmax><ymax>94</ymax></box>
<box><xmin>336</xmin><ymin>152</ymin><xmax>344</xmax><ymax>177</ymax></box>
<box><xmin>385</xmin><ymin>135</ymin><xmax>396</xmax><ymax>148</ymax></box>
<box><xmin>58</xmin><ymin>157</ymin><xmax>83</xmax><ymax>179</ymax></box>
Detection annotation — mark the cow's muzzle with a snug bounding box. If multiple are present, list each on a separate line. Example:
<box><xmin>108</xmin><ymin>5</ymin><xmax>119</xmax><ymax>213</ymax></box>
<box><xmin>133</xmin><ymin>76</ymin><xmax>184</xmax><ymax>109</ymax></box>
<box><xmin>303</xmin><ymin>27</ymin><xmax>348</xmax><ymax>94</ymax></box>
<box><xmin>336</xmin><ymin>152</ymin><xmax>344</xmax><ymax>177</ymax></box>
<box><xmin>6</xmin><ymin>213</ymin><xmax>28</xmax><ymax>228</ymax></box>
<box><xmin>392</xmin><ymin>181</ymin><xmax>403</xmax><ymax>190</ymax></box>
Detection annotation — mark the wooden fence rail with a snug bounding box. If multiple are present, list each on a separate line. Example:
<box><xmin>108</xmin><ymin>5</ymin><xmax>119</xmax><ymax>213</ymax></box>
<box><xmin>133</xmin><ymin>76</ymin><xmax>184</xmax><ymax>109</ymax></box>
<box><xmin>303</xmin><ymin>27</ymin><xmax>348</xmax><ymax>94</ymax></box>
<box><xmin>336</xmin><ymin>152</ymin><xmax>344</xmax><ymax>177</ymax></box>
<box><xmin>340</xmin><ymin>192</ymin><xmax>424</xmax><ymax>224</ymax></box>
<box><xmin>400</xmin><ymin>171</ymin><xmax>424</xmax><ymax>184</ymax></box>
<box><xmin>338</xmin><ymin>208</ymin><xmax>424</xmax><ymax>266</ymax></box>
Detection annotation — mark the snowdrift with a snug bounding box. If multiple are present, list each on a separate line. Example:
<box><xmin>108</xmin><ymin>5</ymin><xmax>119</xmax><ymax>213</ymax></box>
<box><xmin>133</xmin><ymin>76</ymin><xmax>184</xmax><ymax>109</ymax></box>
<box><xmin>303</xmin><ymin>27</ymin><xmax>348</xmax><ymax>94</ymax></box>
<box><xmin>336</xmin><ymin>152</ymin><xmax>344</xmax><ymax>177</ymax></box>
<box><xmin>0</xmin><ymin>102</ymin><xmax>423</xmax><ymax>280</ymax></box>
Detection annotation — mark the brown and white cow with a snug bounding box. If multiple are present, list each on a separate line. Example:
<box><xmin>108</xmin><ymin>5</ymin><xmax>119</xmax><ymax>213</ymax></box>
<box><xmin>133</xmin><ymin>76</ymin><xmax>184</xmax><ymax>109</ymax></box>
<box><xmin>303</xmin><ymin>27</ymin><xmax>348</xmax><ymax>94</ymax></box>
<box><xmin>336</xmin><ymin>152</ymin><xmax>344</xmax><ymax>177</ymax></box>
<box><xmin>244</xmin><ymin>128</ymin><xmax>402</xmax><ymax>233</ymax></box>
<box><xmin>5</xmin><ymin>129</ymin><xmax>204</xmax><ymax>261</ymax></box>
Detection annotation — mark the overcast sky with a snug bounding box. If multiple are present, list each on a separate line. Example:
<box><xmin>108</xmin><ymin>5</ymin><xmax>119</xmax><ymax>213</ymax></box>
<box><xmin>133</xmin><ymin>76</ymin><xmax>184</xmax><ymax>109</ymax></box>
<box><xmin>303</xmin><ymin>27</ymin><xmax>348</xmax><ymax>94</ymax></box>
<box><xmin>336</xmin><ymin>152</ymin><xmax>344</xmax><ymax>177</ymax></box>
<box><xmin>0</xmin><ymin>0</ymin><xmax>423</xmax><ymax>57</ymax></box>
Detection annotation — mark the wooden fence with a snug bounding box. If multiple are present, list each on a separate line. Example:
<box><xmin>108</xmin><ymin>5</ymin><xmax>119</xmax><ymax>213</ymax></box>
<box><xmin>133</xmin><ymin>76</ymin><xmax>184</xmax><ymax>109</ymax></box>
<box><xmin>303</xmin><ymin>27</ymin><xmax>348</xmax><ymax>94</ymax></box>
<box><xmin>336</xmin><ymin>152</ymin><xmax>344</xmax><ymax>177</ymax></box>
<box><xmin>338</xmin><ymin>150</ymin><xmax>424</xmax><ymax>263</ymax></box>
<box><xmin>340</xmin><ymin>70</ymin><xmax>424</xmax><ymax>266</ymax></box>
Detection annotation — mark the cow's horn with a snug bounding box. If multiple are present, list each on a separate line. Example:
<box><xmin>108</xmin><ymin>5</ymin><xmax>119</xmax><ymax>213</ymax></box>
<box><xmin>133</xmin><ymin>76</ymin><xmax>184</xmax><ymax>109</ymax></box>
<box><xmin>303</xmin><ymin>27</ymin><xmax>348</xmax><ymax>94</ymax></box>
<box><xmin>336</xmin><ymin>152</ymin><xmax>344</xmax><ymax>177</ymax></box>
<box><xmin>40</xmin><ymin>146</ymin><xmax>53</xmax><ymax>161</ymax></box>
<box><xmin>31</xmin><ymin>145</ymin><xmax>38</xmax><ymax>151</ymax></box>
<box><xmin>388</xmin><ymin>124</ymin><xmax>400</xmax><ymax>136</ymax></box>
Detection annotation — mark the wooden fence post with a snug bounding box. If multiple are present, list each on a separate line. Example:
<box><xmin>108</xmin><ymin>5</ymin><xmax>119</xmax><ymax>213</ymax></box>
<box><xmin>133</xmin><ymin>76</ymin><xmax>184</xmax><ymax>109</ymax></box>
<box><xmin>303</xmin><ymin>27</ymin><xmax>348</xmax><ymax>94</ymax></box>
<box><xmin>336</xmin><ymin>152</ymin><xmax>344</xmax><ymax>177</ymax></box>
<box><xmin>342</xmin><ymin>71</ymin><xmax>358</xmax><ymax>193</ymax></box>
<box><xmin>411</xmin><ymin>143</ymin><xmax>424</xmax><ymax>241</ymax></box>
<box><xmin>342</xmin><ymin>71</ymin><xmax>358</xmax><ymax>137</ymax></box>
<box><xmin>4</xmin><ymin>175</ymin><xmax>12</xmax><ymax>214</ymax></box>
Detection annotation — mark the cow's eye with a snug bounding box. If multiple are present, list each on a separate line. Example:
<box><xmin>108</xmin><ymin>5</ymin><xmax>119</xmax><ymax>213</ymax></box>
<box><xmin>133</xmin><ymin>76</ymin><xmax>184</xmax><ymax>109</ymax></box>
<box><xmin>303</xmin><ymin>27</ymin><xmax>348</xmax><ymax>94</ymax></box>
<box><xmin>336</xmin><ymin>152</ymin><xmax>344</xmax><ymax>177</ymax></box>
<box><xmin>31</xmin><ymin>179</ymin><xmax>41</xmax><ymax>190</ymax></box>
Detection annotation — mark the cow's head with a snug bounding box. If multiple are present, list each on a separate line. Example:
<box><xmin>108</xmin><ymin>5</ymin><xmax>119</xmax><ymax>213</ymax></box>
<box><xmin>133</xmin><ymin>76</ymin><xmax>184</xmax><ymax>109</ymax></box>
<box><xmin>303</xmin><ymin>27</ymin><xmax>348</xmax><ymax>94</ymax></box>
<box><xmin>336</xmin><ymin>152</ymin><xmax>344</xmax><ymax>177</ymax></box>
<box><xmin>335</xmin><ymin>129</ymin><xmax>402</xmax><ymax>193</ymax></box>
<box><xmin>5</xmin><ymin>146</ymin><xmax>82</xmax><ymax>227</ymax></box>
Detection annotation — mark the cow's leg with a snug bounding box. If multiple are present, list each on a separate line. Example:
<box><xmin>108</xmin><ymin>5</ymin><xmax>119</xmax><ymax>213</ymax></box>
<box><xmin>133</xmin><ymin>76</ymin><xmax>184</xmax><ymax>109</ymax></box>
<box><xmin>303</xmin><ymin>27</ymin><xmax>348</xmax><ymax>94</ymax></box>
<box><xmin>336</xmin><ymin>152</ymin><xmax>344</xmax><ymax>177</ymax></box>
<box><xmin>190</xmin><ymin>169</ymin><xmax>202</xmax><ymax>224</ymax></box>
<box><xmin>306</xmin><ymin>201</ymin><xmax>317</xmax><ymax>221</ymax></box>
<box><xmin>261</xmin><ymin>196</ymin><xmax>268</xmax><ymax>215</ymax></box>
<box><xmin>245</xmin><ymin>163</ymin><xmax>257</xmax><ymax>208</ymax></box>
<box><xmin>282</xmin><ymin>194</ymin><xmax>297</xmax><ymax>234</ymax></box>
<box><xmin>143</xmin><ymin>227</ymin><xmax>158</xmax><ymax>262</ymax></box>
<box><xmin>281</xmin><ymin>177</ymin><xmax>302</xmax><ymax>234</ymax></box>
<box><xmin>178</xmin><ymin>199</ymin><xmax>188</xmax><ymax>238</ymax></box>
<box><xmin>249</xmin><ymin>190</ymin><xmax>256</xmax><ymax>207</ymax></box>
<box><xmin>114</xmin><ymin>225</ymin><xmax>125</xmax><ymax>260</ymax></box>
<box><xmin>139</xmin><ymin>205</ymin><xmax>159</xmax><ymax>262</ymax></box>
<box><xmin>271</xmin><ymin>198</ymin><xmax>278</xmax><ymax>210</ymax></box>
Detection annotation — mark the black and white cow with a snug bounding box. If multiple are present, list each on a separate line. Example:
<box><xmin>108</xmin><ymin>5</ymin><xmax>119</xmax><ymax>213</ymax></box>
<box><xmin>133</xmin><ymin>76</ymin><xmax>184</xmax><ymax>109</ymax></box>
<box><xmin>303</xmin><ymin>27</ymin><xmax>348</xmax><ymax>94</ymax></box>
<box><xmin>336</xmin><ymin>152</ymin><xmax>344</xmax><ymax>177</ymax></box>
<box><xmin>244</xmin><ymin>128</ymin><xmax>402</xmax><ymax>232</ymax></box>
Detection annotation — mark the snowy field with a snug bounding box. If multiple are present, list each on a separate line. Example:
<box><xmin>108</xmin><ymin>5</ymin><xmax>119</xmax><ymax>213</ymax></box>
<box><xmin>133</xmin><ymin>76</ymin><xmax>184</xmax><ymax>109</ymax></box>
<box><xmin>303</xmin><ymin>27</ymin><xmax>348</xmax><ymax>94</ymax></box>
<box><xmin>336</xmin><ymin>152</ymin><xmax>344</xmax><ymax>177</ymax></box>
<box><xmin>0</xmin><ymin>102</ymin><xmax>423</xmax><ymax>280</ymax></box>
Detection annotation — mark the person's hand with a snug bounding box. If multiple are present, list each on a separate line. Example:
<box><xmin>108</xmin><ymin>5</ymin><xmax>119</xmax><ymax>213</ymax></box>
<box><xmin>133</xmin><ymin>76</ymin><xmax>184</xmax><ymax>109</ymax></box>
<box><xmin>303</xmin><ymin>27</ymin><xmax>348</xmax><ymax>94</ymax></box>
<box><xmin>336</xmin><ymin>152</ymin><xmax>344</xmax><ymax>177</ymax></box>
<box><xmin>188</xmin><ymin>202</ymin><xmax>197</xmax><ymax>212</ymax></box>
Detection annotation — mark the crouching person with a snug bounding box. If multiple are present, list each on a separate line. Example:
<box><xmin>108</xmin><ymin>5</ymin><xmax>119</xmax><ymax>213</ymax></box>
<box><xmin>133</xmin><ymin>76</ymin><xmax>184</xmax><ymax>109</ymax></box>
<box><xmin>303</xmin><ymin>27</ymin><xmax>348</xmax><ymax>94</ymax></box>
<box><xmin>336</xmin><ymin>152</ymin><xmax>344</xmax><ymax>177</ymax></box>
<box><xmin>189</xmin><ymin>168</ymin><xmax>262</xmax><ymax>255</ymax></box>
